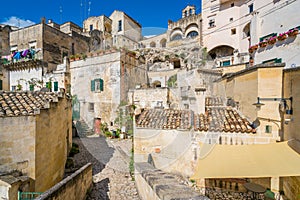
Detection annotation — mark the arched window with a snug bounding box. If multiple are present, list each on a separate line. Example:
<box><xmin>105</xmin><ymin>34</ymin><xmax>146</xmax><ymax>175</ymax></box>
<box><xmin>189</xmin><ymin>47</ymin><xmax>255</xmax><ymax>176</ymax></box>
<box><xmin>189</xmin><ymin>9</ymin><xmax>193</xmax><ymax>15</ymax></box>
<box><xmin>185</xmin><ymin>10</ymin><xmax>188</xmax><ymax>17</ymax></box>
<box><xmin>150</xmin><ymin>41</ymin><xmax>156</xmax><ymax>47</ymax></box>
<box><xmin>160</xmin><ymin>39</ymin><xmax>167</xmax><ymax>48</ymax></box>
<box><xmin>187</xmin><ymin>31</ymin><xmax>199</xmax><ymax>38</ymax></box>
<box><xmin>171</xmin><ymin>34</ymin><xmax>182</xmax><ymax>41</ymax></box>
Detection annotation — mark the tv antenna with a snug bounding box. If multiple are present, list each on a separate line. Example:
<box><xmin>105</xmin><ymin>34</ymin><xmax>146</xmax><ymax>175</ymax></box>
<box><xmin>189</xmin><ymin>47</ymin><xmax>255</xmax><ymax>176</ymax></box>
<box><xmin>59</xmin><ymin>6</ymin><xmax>63</xmax><ymax>24</ymax></box>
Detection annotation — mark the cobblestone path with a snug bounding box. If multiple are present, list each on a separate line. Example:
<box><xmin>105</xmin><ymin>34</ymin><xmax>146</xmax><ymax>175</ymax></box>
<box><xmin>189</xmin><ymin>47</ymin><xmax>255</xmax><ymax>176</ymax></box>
<box><xmin>72</xmin><ymin>136</ymin><xmax>140</xmax><ymax>200</ymax></box>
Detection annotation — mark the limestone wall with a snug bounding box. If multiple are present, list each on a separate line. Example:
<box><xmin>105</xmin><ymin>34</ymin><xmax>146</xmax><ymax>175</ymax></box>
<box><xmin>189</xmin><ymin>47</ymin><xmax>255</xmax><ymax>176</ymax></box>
<box><xmin>282</xmin><ymin>176</ymin><xmax>300</xmax><ymax>200</ymax></box>
<box><xmin>36</xmin><ymin>163</ymin><xmax>92</xmax><ymax>200</ymax></box>
<box><xmin>134</xmin><ymin>128</ymin><xmax>196</xmax><ymax>177</ymax></box>
<box><xmin>0</xmin><ymin>116</ymin><xmax>36</xmax><ymax>177</ymax></box>
<box><xmin>35</xmin><ymin>97</ymin><xmax>72</xmax><ymax>192</ymax></box>
<box><xmin>132</xmin><ymin>88</ymin><xmax>169</xmax><ymax>109</ymax></box>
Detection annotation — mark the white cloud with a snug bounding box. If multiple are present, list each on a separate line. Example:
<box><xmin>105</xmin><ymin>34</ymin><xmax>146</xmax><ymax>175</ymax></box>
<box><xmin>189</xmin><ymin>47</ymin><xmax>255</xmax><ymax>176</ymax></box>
<box><xmin>1</xmin><ymin>16</ymin><xmax>35</xmax><ymax>28</ymax></box>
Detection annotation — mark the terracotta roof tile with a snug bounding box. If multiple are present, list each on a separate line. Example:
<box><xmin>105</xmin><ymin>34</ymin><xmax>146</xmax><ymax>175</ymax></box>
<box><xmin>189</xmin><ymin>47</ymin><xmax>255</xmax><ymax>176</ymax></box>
<box><xmin>0</xmin><ymin>91</ymin><xmax>59</xmax><ymax>117</ymax></box>
<box><xmin>136</xmin><ymin>97</ymin><xmax>256</xmax><ymax>134</ymax></box>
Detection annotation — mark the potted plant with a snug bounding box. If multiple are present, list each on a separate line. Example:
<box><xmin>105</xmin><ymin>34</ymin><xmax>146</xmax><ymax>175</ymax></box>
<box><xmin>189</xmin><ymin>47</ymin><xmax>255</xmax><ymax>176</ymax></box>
<box><xmin>277</xmin><ymin>33</ymin><xmax>287</xmax><ymax>41</ymax></box>
<box><xmin>75</xmin><ymin>54</ymin><xmax>81</xmax><ymax>60</ymax></box>
<box><xmin>287</xmin><ymin>28</ymin><xmax>299</xmax><ymax>37</ymax></box>
<box><xmin>248</xmin><ymin>44</ymin><xmax>258</xmax><ymax>53</ymax></box>
<box><xmin>69</xmin><ymin>55</ymin><xmax>75</xmax><ymax>61</ymax></box>
<box><xmin>259</xmin><ymin>40</ymin><xmax>268</xmax><ymax>48</ymax></box>
<box><xmin>268</xmin><ymin>36</ymin><xmax>277</xmax><ymax>45</ymax></box>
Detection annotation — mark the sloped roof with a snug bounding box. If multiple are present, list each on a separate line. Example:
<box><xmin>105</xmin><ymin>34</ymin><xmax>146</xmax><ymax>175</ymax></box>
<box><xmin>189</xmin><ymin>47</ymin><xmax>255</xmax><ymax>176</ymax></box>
<box><xmin>136</xmin><ymin>97</ymin><xmax>255</xmax><ymax>133</ymax></box>
<box><xmin>0</xmin><ymin>91</ymin><xmax>59</xmax><ymax>117</ymax></box>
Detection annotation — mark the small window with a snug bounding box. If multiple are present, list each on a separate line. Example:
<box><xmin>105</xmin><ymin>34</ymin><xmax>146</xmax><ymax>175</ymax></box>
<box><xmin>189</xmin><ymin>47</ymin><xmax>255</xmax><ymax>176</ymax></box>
<box><xmin>91</xmin><ymin>78</ymin><xmax>104</xmax><ymax>92</ymax></box>
<box><xmin>209</xmin><ymin>19</ymin><xmax>215</xmax><ymax>28</ymax></box>
<box><xmin>118</xmin><ymin>20</ymin><xmax>122</xmax><ymax>32</ymax></box>
<box><xmin>11</xmin><ymin>86</ymin><xmax>16</xmax><ymax>91</ymax></box>
<box><xmin>90</xmin><ymin>24</ymin><xmax>93</xmax><ymax>31</ymax></box>
<box><xmin>229</xmin><ymin>18</ymin><xmax>233</xmax><ymax>22</ymax></box>
<box><xmin>88</xmin><ymin>103</ymin><xmax>94</xmax><ymax>112</ymax></box>
<box><xmin>0</xmin><ymin>80</ymin><xmax>2</xmax><ymax>90</ymax></box>
<box><xmin>110</xmin><ymin>122</ymin><xmax>114</xmax><ymax>126</ymax></box>
<box><xmin>231</xmin><ymin>28</ymin><xmax>236</xmax><ymax>35</ymax></box>
<box><xmin>184</xmin><ymin>104</ymin><xmax>189</xmax><ymax>109</ymax></box>
<box><xmin>231</xmin><ymin>3</ymin><xmax>234</xmax><ymax>7</ymax></box>
<box><xmin>265</xmin><ymin>125</ymin><xmax>272</xmax><ymax>133</ymax></box>
<box><xmin>249</xmin><ymin>4</ymin><xmax>254</xmax><ymax>13</ymax></box>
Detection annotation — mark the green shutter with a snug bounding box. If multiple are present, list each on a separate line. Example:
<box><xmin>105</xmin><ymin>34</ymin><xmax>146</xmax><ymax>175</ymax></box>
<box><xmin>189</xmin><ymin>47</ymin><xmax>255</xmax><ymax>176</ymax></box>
<box><xmin>91</xmin><ymin>80</ymin><xmax>95</xmax><ymax>91</ymax></box>
<box><xmin>29</xmin><ymin>84</ymin><xmax>34</xmax><ymax>91</ymax></box>
<box><xmin>0</xmin><ymin>80</ymin><xmax>2</xmax><ymax>90</ymax></box>
<box><xmin>46</xmin><ymin>82</ymin><xmax>52</xmax><ymax>92</ymax></box>
<box><xmin>54</xmin><ymin>81</ymin><xmax>58</xmax><ymax>91</ymax></box>
<box><xmin>100</xmin><ymin>79</ymin><xmax>104</xmax><ymax>91</ymax></box>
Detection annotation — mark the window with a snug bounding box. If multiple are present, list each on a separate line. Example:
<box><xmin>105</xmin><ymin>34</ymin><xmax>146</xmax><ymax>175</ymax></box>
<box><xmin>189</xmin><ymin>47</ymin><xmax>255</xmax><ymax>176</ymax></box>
<box><xmin>0</xmin><ymin>80</ymin><xmax>2</xmax><ymax>90</ymax></box>
<box><xmin>249</xmin><ymin>4</ymin><xmax>254</xmax><ymax>13</ymax></box>
<box><xmin>90</xmin><ymin>24</ymin><xmax>93</xmax><ymax>31</ymax></box>
<box><xmin>187</xmin><ymin>31</ymin><xmax>199</xmax><ymax>38</ymax></box>
<box><xmin>91</xmin><ymin>78</ymin><xmax>104</xmax><ymax>92</ymax></box>
<box><xmin>231</xmin><ymin>3</ymin><xmax>234</xmax><ymax>7</ymax></box>
<box><xmin>29</xmin><ymin>84</ymin><xmax>34</xmax><ymax>91</ymax></box>
<box><xmin>11</xmin><ymin>86</ymin><xmax>16</xmax><ymax>91</ymax></box>
<box><xmin>111</xmin><ymin>122</ymin><xmax>114</xmax><ymax>126</ymax></box>
<box><xmin>229</xmin><ymin>17</ymin><xmax>233</xmax><ymax>22</ymax></box>
<box><xmin>265</xmin><ymin>125</ymin><xmax>272</xmax><ymax>133</ymax></box>
<box><xmin>184</xmin><ymin>104</ymin><xmax>189</xmax><ymax>109</ymax></box>
<box><xmin>231</xmin><ymin>28</ymin><xmax>236</xmax><ymax>35</ymax></box>
<box><xmin>118</xmin><ymin>20</ymin><xmax>122</xmax><ymax>32</ymax></box>
<box><xmin>88</xmin><ymin>103</ymin><xmax>94</xmax><ymax>112</ymax></box>
<box><xmin>209</xmin><ymin>19</ymin><xmax>215</xmax><ymax>28</ymax></box>
<box><xmin>171</xmin><ymin>34</ymin><xmax>182</xmax><ymax>41</ymax></box>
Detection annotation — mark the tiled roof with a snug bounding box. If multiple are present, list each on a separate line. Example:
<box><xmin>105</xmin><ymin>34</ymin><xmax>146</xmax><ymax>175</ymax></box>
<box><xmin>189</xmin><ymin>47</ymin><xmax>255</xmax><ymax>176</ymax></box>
<box><xmin>194</xmin><ymin>107</ymin><xmax>254</xmax><ymax>133</ymax></box>
<box><xmin>136</xmin><ymin>97</ymin><xmax>256</xmax><ymax>133</ymax></box>
<box><xmin>0</xmin><ymin>91</ymin><xmax>59</xmax><ymax>117</ymax></box>
<box><xmin>136</xmin><ymin>109</ymin><xmax>192</xmax><ymax>130</ymax></box>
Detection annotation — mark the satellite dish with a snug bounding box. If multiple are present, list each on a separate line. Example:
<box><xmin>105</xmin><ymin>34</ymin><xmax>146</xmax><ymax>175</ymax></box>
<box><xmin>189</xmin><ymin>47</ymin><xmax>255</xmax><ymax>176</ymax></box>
<box><xmin>251</xmin><ymin>118</ymin><xmax>260</xmax><ymax>129</ymax></box>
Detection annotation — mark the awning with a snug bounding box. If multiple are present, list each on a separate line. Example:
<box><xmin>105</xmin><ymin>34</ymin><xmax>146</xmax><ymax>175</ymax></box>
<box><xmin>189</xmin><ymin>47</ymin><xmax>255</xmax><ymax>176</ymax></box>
<box><xmin>191</xmin><ymin>141</ymin><xmax>300</xmax><ymax>179</ymax></box>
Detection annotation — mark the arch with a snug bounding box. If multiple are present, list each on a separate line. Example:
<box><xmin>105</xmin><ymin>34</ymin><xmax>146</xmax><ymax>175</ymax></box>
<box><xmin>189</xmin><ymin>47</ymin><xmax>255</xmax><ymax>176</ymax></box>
<box><xmin>208</xmin><ymin>45</ymin><xmax>234</xmax><ymax>60</ymax></box>
<box><xmin>152</xmin><ymin>80</ymin><xmax>161</xmax><ymax>88</ymax></box>
<box><xmin>187</xmin><ymin>31</ymin><xmax>199</xmax><ymax>38</ymax></box>
<box><xmin>243</xmin><ymin>22</ymin><xmax>251</xmax><ymax>38</ymax></box>
<box><xmin>171</xmin><ymin>34</ymin><xmax>182</xmax><ymax>41</ymax></box>
<box><xmin>150</xmin><ymin>41</ymin><xmax>156</xmax><ymax>48</ymax></box>
<box><xmin>160</xmin><ymin>38</ymin><xmax>167</xmax><ymax>48</ymax></box>
<box><xmin>185</xmin><ymin>23</ymin><xmax>199</xmax><ymax>38</ymax></box>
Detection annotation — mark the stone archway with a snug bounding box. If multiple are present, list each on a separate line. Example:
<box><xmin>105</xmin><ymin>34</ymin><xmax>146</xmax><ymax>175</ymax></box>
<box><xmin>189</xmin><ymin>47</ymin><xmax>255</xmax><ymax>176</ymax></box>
<box><xmin>150</xmin><ymin>41</ymin><xmax>156</xmax><ymax>48</ymax></box>
<box><xmin>208</xmin><ymin>45</ymin><xmax>234</xmax><ymax>60</ymax></box>
<box><xmin>160</xmin><ymin>38</ymin><xmax>167</xmax><ymax>48</ymax></box>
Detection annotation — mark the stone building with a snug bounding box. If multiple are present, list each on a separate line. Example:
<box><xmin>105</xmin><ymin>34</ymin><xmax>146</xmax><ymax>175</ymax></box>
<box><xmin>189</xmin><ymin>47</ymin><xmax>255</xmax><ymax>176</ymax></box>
<box><xmin>202</xmin><ymin>0</ymin><xmax>300</xmax><ymax>68</ymax></box>
<box><xmin>3</xmin><ymin>18</ymin><xmax>89</xmax><ymax>91</ymax></box>
<box><xmin>140</xmin><ymin>5</ymin><xmax>201</xmax><ymax>48</ymax></box>
<box><xmin>0</xmin><ymin>25</ymin><xmax>12</xmax><ymax>91</ymax></box>
<box><xmin>282</xmin><ymin>66</ymin><xmax>300</xmax><ymax>199</ymax></box>
<box><xmin>0</xmin><ymin>91</ymin><xmax>72</xmax><ymax>196</ymax></box>
<box><xmin>70</xmin><ymin>50</ymin><xmax>147</xmax><ymax>131</ymax></box>
<box><xmin>83</xmin><ymin>10</ymin><xmax>142</xmax><ymax>50</ymax></box>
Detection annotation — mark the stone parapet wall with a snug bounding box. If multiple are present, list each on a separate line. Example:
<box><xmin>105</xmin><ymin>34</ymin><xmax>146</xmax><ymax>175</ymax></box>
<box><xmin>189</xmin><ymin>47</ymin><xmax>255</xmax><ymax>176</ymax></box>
<box><xmin>35</xmin><ymin>163</ymin><xmax>92</xmax><ymax>200</ymax></box>
<box><xmin>135</xmin><ymin>162</ymin><xmax>209</xmax><ymax>200</ymax></box>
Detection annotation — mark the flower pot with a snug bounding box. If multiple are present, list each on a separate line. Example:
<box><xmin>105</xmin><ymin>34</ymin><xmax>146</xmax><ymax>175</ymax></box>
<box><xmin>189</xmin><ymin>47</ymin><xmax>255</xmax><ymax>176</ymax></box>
<box><xmin>259</xmin><ymin>42</ymin><xmax>267</xmax><ymax>48</ymax></box>
<box><xmin>287</xmin><ymin>29</ymin><xmax>298</xmax><ymax>37</ymax></box>
<box><xmin>277</xmin><ymin>34</ymin><xmax>287</xmax><ymax>41</ymax></box>
<box><xmin>268</xmin><ymin>39</ymin><xmax>276</xmax><ymax>45</ymax></box>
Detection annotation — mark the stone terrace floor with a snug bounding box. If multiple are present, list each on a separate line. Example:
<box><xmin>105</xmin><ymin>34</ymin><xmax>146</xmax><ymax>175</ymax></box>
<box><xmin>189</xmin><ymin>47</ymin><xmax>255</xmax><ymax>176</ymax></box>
<box><xmin>72</xmin><ymin>136</ymin><xmax>140</xmax><ymax>200</ymax></box>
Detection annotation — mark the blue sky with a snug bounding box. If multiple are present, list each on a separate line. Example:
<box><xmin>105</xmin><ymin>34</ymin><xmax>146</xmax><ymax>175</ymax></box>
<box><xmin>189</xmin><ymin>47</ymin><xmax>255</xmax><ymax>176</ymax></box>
<box><xmin>0</xmin><ymin>0</ymin><xmax>201</xmax><ymax>36</ymax></box>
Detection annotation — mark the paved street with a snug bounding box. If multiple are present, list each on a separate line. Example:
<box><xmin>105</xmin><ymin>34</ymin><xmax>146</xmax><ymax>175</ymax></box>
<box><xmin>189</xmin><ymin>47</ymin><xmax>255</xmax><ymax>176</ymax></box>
<box><xmin>72</xmin><ymin>136</ymin><xmax>140</xmax><ymax>200</ymax></box>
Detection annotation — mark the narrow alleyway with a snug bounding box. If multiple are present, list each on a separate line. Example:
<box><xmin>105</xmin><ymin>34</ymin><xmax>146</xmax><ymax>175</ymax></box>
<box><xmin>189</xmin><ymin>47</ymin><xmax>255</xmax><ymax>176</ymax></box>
<box><xmin>72</xmin><ymin>135</ymin><xmax>140</xmax><ymax>200</ymax></box>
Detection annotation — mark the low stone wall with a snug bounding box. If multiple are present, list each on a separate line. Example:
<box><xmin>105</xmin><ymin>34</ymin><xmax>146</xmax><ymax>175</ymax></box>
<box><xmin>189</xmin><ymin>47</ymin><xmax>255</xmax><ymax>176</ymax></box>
<box><xmin>35</xmin><ymin>163</ymin><xmax>92</xmax><ymax>200</ymax></box>
<box><xmin>135</xmin><ymin>162</ymin><xmax>209</xmax><ymax>200</ymax></box>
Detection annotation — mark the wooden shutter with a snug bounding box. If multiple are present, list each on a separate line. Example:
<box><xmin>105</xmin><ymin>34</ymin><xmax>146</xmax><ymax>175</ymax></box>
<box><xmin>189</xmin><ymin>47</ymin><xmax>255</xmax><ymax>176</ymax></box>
<box><xmin>29</xmin><ymin>84</ymin><xmax>34</xmax><ymax>91</ymax></box>
<box><xmin>100</xmin><ymin>79</ymin><xmax>104</xmax><ymax>91</ymax></box>
<box><xmin>91</xmin><ymin>80</ymin><xmax>95</xmax><ymax>91</ymax></box>
<box><xmin>54</xmin><ymin>81</ymin><xmax>58</xmax><ymax>91</ymax></box>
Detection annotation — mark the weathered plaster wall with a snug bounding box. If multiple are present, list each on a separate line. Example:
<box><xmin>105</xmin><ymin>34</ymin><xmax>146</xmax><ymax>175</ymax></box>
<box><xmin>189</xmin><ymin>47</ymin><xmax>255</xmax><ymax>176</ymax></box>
<box><xmin>36</xmin><ymin>163</ymin><xmax>92</xmax><ymax>200</ymax></box>
<box><xmin>0</xmin><ymin>116</ymin><xmax>36</xmax><ymax>177</ymax></box>
<box><xmin>35</xmin><ymin>97</ymin><xmax>72</xmax><ymax>192</ymax></box>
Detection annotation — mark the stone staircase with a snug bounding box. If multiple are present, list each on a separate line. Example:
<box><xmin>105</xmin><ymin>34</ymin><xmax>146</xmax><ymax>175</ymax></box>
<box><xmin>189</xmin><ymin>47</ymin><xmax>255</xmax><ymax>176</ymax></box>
<box><xmin>75</xmin><ymin>120</ymin><xmax>94</xmax><ymax>137</ymax></box>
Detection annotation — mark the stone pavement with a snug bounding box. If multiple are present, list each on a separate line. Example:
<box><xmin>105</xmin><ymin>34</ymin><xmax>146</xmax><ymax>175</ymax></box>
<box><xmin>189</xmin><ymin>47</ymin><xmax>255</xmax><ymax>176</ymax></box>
<box><xmin>72</xmin><ymin>136</ymin><xmax>140</xmax><ymax>200</ymax></box>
